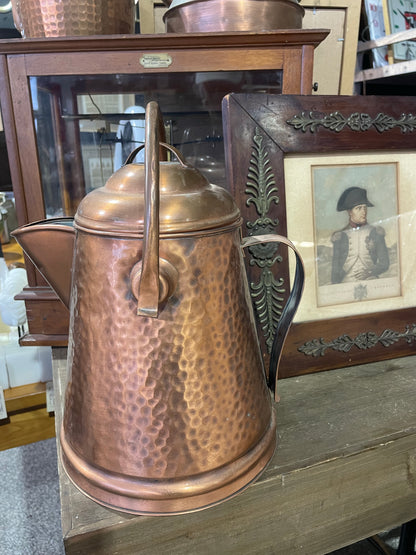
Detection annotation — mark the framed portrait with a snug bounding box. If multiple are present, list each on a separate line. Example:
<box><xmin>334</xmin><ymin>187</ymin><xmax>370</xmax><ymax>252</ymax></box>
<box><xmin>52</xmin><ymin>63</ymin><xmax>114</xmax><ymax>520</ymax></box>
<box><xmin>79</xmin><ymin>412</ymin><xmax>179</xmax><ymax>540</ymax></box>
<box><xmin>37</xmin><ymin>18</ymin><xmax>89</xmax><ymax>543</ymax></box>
<box><xmin>312</xmin><ymin>162</ymin><xmax>400</xmax><ymax>307</ymax></box>
<box><xmin>222</xmin><ymin>94</ymin><xmax>416</xmax><ymax>377</ymax></box>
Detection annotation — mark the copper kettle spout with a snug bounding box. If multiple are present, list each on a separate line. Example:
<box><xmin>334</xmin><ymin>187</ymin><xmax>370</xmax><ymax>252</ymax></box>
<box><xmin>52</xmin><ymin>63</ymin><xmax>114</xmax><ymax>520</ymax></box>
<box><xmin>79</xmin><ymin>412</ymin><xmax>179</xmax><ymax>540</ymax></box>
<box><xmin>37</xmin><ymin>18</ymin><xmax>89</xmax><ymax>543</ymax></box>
<box><xmin>12</xmin><ymin>218</ymin><xmax>75</xmax><ymax>309</ymax></box>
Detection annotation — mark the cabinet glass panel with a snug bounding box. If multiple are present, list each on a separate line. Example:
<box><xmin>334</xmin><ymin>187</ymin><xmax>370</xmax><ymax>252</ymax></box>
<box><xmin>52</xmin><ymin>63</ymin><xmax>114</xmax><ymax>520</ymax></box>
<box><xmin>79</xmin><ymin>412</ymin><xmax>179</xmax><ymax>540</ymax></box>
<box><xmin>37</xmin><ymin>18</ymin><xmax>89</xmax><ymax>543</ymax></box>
<box><xmin>29</xmin><ymin>70</ymin><xmax>282</xmax><ymax>218</ymax></box>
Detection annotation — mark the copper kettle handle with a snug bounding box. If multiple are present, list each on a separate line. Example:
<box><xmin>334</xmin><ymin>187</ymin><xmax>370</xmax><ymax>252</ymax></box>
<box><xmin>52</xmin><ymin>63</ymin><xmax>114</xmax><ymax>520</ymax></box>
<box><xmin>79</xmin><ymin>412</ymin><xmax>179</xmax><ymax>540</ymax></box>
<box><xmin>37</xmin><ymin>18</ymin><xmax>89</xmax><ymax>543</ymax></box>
<box><xmin>125</xmin><ymin>102</ymin><xmax>185</xmax><ymax>318</ymax></box>
<box><xmin>136</xmin><ymin>101</ymin><xmax>161</xmax><ymax>317</ymax></box>
<box><xmin>241</xmin><ymin>234</ymin><xmax>305</xmax><ymax>401</ymax></box>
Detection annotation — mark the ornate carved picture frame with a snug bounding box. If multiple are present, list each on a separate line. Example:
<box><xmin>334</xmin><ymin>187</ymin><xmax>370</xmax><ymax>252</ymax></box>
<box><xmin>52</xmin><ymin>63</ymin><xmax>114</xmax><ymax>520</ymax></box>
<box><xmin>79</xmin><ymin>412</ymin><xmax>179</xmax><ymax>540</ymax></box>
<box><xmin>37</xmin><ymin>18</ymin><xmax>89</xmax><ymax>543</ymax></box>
<box><xmin>222</xmin><ymin>94</ymin><xmax>416</xmax><ymax>377</ymax></box>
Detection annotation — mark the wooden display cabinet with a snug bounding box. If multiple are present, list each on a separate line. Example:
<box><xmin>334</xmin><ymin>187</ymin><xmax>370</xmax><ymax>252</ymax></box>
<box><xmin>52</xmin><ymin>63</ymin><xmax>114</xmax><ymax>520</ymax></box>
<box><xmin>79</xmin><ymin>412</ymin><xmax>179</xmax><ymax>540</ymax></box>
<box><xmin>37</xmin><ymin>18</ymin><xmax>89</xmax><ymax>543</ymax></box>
<box><xmin>0</xmin><ymin>31</ymin><xmax>328</xmax><ymax>345</ymax></box>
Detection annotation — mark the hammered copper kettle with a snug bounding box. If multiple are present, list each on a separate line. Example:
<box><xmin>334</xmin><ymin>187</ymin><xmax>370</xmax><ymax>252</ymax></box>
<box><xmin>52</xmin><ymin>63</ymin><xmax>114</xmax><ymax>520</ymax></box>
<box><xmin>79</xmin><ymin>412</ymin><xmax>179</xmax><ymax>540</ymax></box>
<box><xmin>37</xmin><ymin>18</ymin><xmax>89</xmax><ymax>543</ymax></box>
<box><xmin>13</xmin><ymin>102</ymin><xmax>304</xmax><ymax>515</ymax></box>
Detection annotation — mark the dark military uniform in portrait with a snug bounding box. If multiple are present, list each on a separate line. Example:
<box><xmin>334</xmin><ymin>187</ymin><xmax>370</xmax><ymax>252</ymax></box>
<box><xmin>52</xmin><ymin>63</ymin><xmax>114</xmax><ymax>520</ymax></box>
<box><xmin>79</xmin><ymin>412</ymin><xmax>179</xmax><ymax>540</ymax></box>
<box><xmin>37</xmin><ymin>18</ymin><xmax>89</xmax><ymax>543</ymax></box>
<box><xmin>331</xmin><ymin>187</ymin><xmax>390</xmax><ymax>284</ymax></box>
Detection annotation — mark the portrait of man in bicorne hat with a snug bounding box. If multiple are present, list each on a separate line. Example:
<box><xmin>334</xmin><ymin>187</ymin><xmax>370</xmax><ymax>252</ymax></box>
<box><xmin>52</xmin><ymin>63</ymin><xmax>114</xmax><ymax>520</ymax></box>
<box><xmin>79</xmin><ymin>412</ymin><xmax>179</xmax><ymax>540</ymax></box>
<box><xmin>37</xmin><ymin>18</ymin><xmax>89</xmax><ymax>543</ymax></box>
<box><xmin>331</xmin><ymin>186</ymin><xmax>390</xmax><ymax>284</ymax></box>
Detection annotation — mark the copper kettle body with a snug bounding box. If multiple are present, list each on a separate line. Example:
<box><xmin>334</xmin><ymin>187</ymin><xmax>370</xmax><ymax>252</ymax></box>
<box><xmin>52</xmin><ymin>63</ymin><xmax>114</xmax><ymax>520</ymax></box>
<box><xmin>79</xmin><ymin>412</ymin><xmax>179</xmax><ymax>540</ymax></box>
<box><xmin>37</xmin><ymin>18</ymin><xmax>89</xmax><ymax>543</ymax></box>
<box><xmin>13</xmin><ymin>102</ymin><xmax>304</xmax><ymax>515</ymax></box>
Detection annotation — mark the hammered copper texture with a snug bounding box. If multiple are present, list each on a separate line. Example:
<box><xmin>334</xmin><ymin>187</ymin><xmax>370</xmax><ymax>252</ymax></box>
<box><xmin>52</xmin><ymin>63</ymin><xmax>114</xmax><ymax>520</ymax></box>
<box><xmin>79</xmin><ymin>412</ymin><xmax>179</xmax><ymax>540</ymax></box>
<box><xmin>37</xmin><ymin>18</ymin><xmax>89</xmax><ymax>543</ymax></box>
<box><xmin>61</xmin><ymin>227</ymin><xmax>275</xmax><ymax>514</ymax></box>
<box><xmin>12</xmin><ymin>0</ymin><xmax>135</xmax><ymax>38</ymax></box>
<box><xmin>164</xmin><ymin>0</ymin><xmax>304</xmax><ymax>33</ymax></box>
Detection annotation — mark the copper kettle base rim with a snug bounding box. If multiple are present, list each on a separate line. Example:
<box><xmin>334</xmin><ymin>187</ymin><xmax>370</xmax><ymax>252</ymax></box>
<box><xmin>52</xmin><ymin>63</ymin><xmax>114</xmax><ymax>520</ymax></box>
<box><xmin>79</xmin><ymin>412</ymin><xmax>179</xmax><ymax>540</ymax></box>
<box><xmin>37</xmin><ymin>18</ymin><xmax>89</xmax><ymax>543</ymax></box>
<box><xmin>59</xmin><ymin>414</ymin><xmax>276</xmax><ymax>515</ymax></box>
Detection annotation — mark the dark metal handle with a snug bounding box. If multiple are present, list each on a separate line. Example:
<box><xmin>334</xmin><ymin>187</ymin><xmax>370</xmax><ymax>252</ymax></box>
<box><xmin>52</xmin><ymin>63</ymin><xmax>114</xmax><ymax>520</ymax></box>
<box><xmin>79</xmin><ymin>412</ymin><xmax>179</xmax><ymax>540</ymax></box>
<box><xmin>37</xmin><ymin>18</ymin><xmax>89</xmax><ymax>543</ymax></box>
<box><xmin>124</xmin><ymin>142</ymin><xmax>189</xmax><ymax>168</ymax></box>
<box><xmin>241</xmin><ymin>234</ymin><xmax>305</xmax><ymax>401</ymax></box>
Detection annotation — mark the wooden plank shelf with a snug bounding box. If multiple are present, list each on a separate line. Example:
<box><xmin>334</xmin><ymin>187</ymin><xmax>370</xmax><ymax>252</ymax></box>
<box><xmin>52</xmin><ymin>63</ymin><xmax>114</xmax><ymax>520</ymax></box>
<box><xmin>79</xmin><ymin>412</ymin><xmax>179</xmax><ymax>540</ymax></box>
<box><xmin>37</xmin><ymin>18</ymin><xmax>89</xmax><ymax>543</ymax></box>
<box><xmin>355</xmin><ymin>28</ymin><xmax>416</xmax><ymax>83</ymax></box>
<box><xmin>52</xmin><ymin>348</ymin><xmax>416</xmax><ymax>554</ymax></box>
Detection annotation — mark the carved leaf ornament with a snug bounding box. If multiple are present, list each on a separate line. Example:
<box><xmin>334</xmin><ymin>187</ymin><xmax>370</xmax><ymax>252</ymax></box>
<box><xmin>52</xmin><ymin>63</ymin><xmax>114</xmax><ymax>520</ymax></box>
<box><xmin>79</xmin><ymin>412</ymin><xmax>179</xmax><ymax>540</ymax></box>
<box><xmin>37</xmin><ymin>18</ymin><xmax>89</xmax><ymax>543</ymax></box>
<box><xmin>286</xmin><ymin>111</ymin><xmax>416</xmax><ymax>133</ymax></box>
<box><xmin>245</xmin><ymin>128</ymin><xmax>284</xmax><ymax>352</ymax></box>
<box><xmin>246</xmin><ymin>133</ymin><xmax>279</xmax><ymax>228</ymax></box>
<box><xmin>299</xmin><ymin>325</ymin><xmax>416</xmax><ymax>357</ymax></box>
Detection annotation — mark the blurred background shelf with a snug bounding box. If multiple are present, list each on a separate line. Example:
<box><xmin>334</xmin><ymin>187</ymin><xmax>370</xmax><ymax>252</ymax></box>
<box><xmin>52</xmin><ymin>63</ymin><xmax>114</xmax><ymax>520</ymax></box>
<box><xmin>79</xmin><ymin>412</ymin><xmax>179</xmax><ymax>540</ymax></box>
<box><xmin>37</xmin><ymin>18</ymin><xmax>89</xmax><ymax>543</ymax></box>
<box><xmin>1</xmin><ymin>381</ymin><xmax>55</xmax><ymax>451</ymax></box>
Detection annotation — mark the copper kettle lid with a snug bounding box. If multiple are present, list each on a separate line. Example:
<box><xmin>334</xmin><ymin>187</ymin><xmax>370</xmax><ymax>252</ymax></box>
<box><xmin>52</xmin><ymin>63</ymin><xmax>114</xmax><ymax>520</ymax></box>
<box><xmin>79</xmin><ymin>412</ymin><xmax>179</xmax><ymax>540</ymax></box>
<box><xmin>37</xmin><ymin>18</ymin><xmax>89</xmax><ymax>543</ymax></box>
<box><xmin>75</xmin><ymin>143</ymin><xmax>240</xmax><ymax>237</ymax></box>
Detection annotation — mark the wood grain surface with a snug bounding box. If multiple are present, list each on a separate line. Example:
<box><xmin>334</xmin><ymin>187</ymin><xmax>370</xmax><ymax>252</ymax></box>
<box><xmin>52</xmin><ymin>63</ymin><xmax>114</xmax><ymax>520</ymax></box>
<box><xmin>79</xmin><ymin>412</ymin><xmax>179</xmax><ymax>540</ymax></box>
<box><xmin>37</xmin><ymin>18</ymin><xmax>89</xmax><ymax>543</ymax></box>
<box><xmin>52</xmin><ymin>348</ymin><xmax>416</xmax><ymax>554</ymax></box>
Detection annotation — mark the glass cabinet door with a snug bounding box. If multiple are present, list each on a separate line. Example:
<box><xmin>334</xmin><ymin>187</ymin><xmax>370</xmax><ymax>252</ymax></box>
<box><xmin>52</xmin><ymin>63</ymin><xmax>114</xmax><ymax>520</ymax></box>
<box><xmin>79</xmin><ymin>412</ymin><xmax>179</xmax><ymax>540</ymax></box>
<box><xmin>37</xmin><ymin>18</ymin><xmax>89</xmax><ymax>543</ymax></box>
<box><xmin>31</xmin><ymin>69</ymin><xmax>283</xmax><ymax>218</ymax></box>
<box><xmin>0</xmin><ymin>31</ymin><xmax>325</xmax><ymax>344</ymax></box>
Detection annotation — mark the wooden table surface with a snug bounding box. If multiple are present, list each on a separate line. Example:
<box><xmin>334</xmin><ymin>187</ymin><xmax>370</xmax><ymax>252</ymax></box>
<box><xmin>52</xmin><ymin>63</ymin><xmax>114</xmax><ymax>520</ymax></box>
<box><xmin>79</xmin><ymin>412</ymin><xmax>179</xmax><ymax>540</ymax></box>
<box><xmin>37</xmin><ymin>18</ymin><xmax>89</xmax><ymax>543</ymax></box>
<box><xmin>52</xmin><ymin>348</ymin><xmax>416</xmax><ymax>554</ymax></box>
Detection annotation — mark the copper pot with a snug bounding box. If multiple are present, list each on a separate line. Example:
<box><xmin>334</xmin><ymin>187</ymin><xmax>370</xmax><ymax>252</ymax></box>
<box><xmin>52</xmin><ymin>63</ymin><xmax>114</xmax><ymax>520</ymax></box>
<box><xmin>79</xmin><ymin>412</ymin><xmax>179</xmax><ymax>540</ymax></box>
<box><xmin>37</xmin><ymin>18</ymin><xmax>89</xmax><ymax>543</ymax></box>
<box><xmin>13</xmin><ymin>102</ymin><xmax>304</xmax><ymax>515</ymax></box>
<box><xmin>164</xmin><ymin>0</ymin><xmax>304</xmax><ymax>33</ymax></box>
<box><xmin>11</xmin><ymin>0</ymin><xmax>135</xmax><ymax>38</ymax></box>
